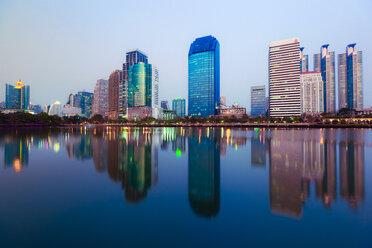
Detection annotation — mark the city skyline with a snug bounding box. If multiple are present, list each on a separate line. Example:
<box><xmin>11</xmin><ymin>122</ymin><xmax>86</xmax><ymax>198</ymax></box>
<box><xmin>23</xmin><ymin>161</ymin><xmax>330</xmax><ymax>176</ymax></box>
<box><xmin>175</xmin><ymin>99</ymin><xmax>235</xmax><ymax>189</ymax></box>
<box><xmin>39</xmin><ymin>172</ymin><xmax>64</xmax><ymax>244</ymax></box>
<box><xmin>0</xmin><ymin>0</ymin><xmax>370</xmax><ymax>110</ymax></box>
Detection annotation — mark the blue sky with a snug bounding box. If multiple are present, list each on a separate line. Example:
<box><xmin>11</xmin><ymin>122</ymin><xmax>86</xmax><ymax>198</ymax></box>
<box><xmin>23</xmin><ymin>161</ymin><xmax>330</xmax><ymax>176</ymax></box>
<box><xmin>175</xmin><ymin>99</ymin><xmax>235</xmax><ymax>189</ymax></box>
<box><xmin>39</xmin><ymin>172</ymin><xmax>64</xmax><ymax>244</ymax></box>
<box><xmin>0</xmin><ymin>0</ymin><xmax>371</xmax><ymax>109</ymax></box>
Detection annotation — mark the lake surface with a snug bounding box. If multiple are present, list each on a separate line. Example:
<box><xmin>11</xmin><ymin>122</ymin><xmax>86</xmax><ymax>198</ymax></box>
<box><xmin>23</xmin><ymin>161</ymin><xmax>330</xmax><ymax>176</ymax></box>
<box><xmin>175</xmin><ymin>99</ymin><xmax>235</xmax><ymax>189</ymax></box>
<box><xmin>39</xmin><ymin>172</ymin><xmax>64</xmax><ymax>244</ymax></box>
<box><xmin>0</xmin><ymin>127</ymin><xmax>371</xmax><ymax>247</ymax></box>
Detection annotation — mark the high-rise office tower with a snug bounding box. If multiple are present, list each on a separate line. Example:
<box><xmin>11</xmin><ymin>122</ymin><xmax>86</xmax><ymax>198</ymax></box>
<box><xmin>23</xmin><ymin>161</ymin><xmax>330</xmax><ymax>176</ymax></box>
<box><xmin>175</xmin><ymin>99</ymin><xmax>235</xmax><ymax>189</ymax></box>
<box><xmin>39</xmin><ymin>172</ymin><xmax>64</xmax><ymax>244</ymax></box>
<box><xmin>300</xmin><ymin>72</ymin><xmax>324</xmax><ymax>113</ymax></box>
<box><xmin>251</xmin><ymin>86</ymin><xmax>266</xmax><ymax>117</ymax></box>
<box><xmin>92</xmin><ymin>79</ymin><xmax>108</xmax><ymax>117</ymax></box>
<box><xmin>108</xmin><ymin>70</ymin><xmax>123</xmax><ymax>120</ymax></box>
<box><xmin>338</xmin><ymin>44</ymin><xmax>363</xmax><ymax>109</ymax></box>
<box><xmin>188</xmin><ymin>35</ymin><xmax>220</xmax><ymax>117</ymax></box>
<box><xmin>172</xmin><ymin>97</ymin><xmax>186</xmax><ymax>117</ymax></box>
<box><xmin>269</xmin><ymin>38</ymin><xmax>301</xmax><ymax>117</ymax></box>
<box><xmin>5</xmin><ymin>81</ymin><xmax>30</xmax><ymax>110</ymax></box>
<box><xmin>128</xmin><ymin>63</ymin><xmax>158</xmax><ymax>109</ymax></box>
<box><xmin>300</xmin><ymin>47</ymin><xmax>308</xmax><ymax>72</ymax></box>
<box><xmin>314</xmin><ymin>45</ymin><xmax>336</xmax><ymax>113</ymax></box>
<box><xmin>121</xmin><ymin>50</ymin><xmax>149</xmax><ymax>115</ymax></box>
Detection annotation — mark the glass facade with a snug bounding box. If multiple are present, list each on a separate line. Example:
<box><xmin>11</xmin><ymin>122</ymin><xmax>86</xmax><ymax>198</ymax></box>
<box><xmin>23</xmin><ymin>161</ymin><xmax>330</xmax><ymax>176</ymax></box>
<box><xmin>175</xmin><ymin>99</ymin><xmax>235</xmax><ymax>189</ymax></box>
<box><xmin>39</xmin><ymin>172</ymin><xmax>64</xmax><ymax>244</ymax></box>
<box><xmin>251</xmin><ymin>86</ymin><xmax>266</xmax><ymax>117</ymax></box>
<box><xmin>172</xmin><ymin>98</ymin><xmax>186</xmax><ymax>117</ymax></box>
<box><xmin>188</xmin><ymin>35</ymin><xmax>220</xmax><ymax>117</ymax></box>
<box><xmin>121</xmin><ymin>50</ymin><xmax>148</xmax><ymax>115</ymax></box>
<box><xmin>5</xmin><ymin>81</ymin><xmax>30</xmax><ymax>110</ymax></box>
<box><xmin>316</xmin><ymin>45</ymin><xmax>335</xmax><ymax>113</ymax></box>
<box><xmin>73</xmin><ymin>91</ymin><xmax>93</xmax><ymax>117</ymax></box>
<box><xmin>128</xmin><ymin>63</ymin><xmax>156</xmax><ymax>108</ymax></box>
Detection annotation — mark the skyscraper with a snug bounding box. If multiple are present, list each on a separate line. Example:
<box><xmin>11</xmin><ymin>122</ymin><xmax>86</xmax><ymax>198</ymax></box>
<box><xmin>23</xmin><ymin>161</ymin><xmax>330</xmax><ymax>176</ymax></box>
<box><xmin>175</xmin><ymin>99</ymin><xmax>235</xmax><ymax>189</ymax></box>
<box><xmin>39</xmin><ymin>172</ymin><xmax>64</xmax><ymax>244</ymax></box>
<box><xmin>300</xmin><ymin>72</ymin><xmax>324</xmax><ymax>113</ymax></box>
<box><xmin>269</xmin><ymin>38</ymin><xmax>301</xmax><ymax>117</ymax></box>
<box><xmin>172</xmin><ymin>97</ymin><xmax>186</xmax><ymax>117</ymax></box>
<box><xmin>108</xmin><ymin>70</ymin><xmax>123</xmax><ymax>120</ymax></box>
<box><xmin>92</xmin><ymin>79</ymin><xmax>108</xmax><ymax>117</ymax></box>
<box><xmin>338</xmin><ymin>44</ymin><xmax>363</xmax><ymax>109</ymax></box>
<box><xmin>300</xmin><ymin>47</ymin><xmax>308</xmax><ymax>72</ymax></box>
<box><xmin>251</xmin><ymin>86</ymin><xmax>266</xmax><ymax>117</ymax></box>
<box><xmin>5</xmin><ymin>81</ymin><xmax>30</xmax><ymax>110</ymax></box>
<box><xmin>121</xmin><ymin>49</ymin><xmax>149</xmax><ymax>115</ymax></box>
<box><xmin>314</xmin><ymin>45</ymin><xmax>336</xmax><ymax>113</ymax></box>
<box><xmin>188</xmin><ymin>35</ymin><xmax>220</xmax><ymax>117</ymax></box>
<box><xmin>127</xmin><ymin>63</ymin><xmax>158</xmax><ymax>109</ymax></box>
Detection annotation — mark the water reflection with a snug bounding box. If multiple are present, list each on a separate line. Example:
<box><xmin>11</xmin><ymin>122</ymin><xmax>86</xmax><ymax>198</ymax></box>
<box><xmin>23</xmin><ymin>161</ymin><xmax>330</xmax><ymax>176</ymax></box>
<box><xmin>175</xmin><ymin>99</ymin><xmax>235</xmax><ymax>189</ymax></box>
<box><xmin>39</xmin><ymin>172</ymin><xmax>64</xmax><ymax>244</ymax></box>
<box><xmin>0</xmin><ymin>127</ymin><xmax>367</xmax><ymax>218</ymax></box>
<box><xmin>188</xmin><ymin>128</ymin><xmax>220</xmax><ymax>218</ymax></box>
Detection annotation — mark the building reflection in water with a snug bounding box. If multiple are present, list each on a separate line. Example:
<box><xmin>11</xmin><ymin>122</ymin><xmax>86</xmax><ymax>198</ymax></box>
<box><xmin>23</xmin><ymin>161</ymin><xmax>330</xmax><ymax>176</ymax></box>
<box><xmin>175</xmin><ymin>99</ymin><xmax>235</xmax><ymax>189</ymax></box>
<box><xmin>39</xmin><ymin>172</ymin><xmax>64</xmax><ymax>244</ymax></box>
<box><xmin>64</xmin><ymin>127</ymin><xmax>158</xmax><ymax>204</ymax></box>
<box><xmin>4</xmin><ymin>138</ymin><xmax>29</xmax><ymax>173</ymax></box>
<box><xmin>188</xmin><ymin>128</ymin><xmax>220</xmax><ymax>218</ymax></box>
<box><xmin>251</xmin><ymin>128</ymin><xmax>268</xmax><ymax>166</ymax></box>
<box><xmin>268</xmin><ymin>128</ymin><xmax>365</xmax><ymax>218</ymax></box>
<box><xmin>339</xmin><ymin>130</ymin><xmax>364</xmax><ymax>209</ymax></box>
<box><xmin>0</xmin><ymin>127</ymin><xmax>366</xmax><ymax>215</ymax></box>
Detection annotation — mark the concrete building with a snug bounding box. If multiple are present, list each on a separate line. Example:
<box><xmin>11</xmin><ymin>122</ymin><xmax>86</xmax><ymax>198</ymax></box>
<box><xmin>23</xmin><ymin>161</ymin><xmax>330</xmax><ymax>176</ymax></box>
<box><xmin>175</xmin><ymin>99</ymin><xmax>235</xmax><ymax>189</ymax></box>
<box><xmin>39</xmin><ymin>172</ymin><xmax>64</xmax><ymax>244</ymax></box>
<box><xmin>300</xmin><ymin>47</ymin><xmax>308</xmax><ymax>72</ymax></box>
<box><xmin>269</xmin><ymin>38</ymin><xmax>301</xmax><ymax>117</ymax></box>
<box><xmin>219</xmin><ymin>104</ymin><xmax>246</xmax><ymax>118</ymax></box>
<box><xmin>62</xmin><ymin>105</ymin><xmax>82</xmax><ymax>117</ymax></box>
<box><xmin>300</xmin><ymin>72</ymin><xmax>324</xmax><ymax>114</ymax></box>
<box><xmin>48</xmin><ymin>101</ymin><xmax>62</xmax><ymax>116</ymax></box>
<box><xmin>92</xmin><ymin>79</ymin><xmax>108</xmax><ymax>117</ymax></box>
<box><xmin>108</xmin><ymin>70</ymin><xmax>122</xmax><ymax>120</ymax></box>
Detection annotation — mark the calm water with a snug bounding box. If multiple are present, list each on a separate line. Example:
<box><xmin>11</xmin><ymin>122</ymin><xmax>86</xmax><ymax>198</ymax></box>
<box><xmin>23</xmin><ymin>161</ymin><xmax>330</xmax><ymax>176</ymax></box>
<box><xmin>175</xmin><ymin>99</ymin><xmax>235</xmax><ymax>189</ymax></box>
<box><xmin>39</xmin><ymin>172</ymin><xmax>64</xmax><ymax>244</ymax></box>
<box><xmin>0</xmin><ymin>127</ymin><xmax>371</xmax><ymax>247</ymax></box>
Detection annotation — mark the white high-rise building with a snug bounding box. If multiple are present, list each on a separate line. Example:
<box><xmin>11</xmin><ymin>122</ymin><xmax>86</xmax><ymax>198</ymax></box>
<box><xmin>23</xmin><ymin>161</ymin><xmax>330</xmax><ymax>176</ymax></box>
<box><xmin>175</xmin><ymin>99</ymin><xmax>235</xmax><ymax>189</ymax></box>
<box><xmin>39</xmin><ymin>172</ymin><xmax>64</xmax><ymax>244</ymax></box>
<box><xmin>92</xmin><ymin>79</ymin><xmax>108</xmax><ymax>117</ymax></box>
<box><xmin>300</xmin><ymin>72</ymin><xmax>324</xmax><ymax>113</ymax></box>
<box><xmin>269</xmin><ymin>38</ymin><xmax>301</xmax><ymax>117</ymax></box>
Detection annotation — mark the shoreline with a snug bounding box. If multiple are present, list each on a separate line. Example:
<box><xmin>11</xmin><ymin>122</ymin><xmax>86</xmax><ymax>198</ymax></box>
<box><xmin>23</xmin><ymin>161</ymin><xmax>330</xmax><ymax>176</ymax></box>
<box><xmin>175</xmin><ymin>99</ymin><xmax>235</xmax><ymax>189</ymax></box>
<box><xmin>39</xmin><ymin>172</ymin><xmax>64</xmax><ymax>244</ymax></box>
<box><xmin>0</xmin><ymin>122</ymin><xmax>371</xmax><ymax>129</ymax></box>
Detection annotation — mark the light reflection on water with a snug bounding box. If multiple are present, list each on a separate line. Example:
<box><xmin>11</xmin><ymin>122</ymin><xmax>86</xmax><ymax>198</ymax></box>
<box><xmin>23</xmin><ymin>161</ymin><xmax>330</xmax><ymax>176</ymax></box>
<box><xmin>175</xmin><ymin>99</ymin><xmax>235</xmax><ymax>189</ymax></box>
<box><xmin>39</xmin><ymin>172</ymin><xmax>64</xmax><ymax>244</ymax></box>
<box><xmin>0</xmin><ymin>127</ymin><xmax>370</xmax><ymax>247</ymax></box>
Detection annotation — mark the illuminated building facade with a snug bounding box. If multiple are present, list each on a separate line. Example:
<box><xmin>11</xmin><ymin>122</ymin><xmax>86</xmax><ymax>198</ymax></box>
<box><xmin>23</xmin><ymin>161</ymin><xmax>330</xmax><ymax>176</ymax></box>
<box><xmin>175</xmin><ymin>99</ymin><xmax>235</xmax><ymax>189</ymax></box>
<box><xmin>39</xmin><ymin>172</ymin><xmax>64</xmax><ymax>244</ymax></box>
<box><xmin>172</xmin><ymin>97</ymin><xmax>186</xmax><ymax>117</ymax></box>
<box><xmin>251</xmin><ymin>86</ymin><xmax>266</xmax><ymax>117</ymax></box>
<box><xmin>269</xmin><ymin>38</ymin><xmax>301</xmax><ymax>117</ymax></box>
<box><xmin>121</xmin><ymin>49</ymin><xmax>149</xmax><ymax>116</ymax></box>
<box><xmin>300</xmin><ymin>72</ymin><xmax>324</xmax><ymax>113</ymax></box>
<box><xmin>5</xmin><ymin>81</ymin><xmax>30</xmax><ymax>110</ymax></box>
<box><xmin>92</xmin><ymin>79</ymin><xmax>108</xmax><ymax>117</ymax></box>
<box><xmin>188</xmin><ymin>35</ymin><xmax>220</xmax><ymax>117</ymax></box>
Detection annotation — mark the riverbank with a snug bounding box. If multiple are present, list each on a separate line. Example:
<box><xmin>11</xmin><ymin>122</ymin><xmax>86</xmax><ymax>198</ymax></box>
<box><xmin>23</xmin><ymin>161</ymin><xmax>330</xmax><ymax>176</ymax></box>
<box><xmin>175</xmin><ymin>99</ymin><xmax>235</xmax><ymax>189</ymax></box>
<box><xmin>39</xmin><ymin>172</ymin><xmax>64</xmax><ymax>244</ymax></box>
<box><xmin>1</xmin><ymin>122</ymin><xmax>371</xmax><ymax>128</ymax></box>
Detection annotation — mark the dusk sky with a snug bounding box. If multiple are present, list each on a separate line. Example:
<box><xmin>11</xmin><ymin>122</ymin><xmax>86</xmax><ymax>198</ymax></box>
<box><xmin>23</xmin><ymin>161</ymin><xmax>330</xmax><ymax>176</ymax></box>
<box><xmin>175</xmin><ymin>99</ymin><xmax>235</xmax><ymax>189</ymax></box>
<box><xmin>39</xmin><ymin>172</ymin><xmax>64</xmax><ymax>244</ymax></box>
<box><xmin>0</xmin><ymin>0</ymin><xmax>371</xmax><ymax>109</ymax></box>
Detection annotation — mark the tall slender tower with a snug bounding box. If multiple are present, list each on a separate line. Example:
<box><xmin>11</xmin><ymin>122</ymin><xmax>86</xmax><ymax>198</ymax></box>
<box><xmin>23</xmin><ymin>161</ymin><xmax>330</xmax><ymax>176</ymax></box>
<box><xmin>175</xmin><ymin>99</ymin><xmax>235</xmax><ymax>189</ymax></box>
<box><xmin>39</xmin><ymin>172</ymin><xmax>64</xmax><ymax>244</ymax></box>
<box><xmin>300</xmin><ymin>47</ymin><xmax>308</xmax><ymax>72</ymax></box>
<box><xmin>338</xmin><ymin>44</ymin><xmax>363</xmax><ymax>109</ymax></box>
<box><xmin>188</xmin><ymin>35</ymin><xmax>220</xmax><ymax>117</ymax></box>
<box><xmin>269</xmin><ymin>38</ymin><xmax>301</xmax><ymax>117</ymax></box>
<box><xmin>314</xmin><ymin>45</ymin><xmax>336</xmax><ymax>113</ymax></box>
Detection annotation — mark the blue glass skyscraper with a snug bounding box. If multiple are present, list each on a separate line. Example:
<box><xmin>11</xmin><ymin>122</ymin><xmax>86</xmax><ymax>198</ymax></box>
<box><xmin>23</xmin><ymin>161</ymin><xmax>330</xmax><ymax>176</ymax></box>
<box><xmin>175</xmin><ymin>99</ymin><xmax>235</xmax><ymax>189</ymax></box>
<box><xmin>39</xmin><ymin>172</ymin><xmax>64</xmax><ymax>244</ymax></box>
<box><xmin>251</xmin><ymin>86</ymin><xmax>267</xmax><ymax>117</ymax></box>
<box><xmin>188</xmin><ymin>36</ymin><xmax>220</xmax><ymax>117</ymax></box>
